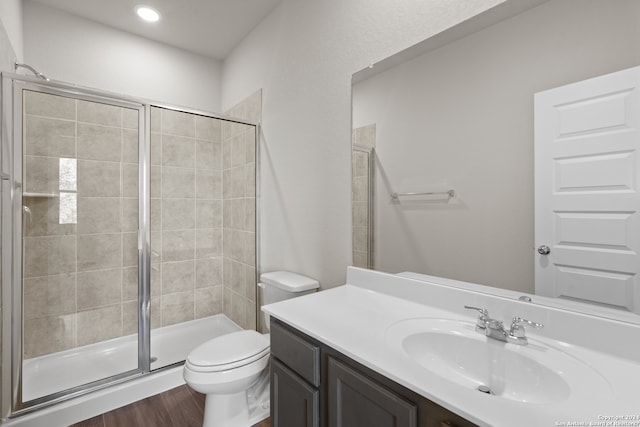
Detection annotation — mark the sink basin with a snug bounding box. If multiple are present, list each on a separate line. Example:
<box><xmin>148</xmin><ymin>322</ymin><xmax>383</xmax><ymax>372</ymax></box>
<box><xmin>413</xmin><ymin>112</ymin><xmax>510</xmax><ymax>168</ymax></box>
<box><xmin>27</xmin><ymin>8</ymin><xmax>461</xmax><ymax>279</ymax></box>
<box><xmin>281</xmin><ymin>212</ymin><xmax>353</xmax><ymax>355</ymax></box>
<box><xmin>385</xmin><ymin>318</ymin><xmax>609</xmax><ymax>404</ymax></box>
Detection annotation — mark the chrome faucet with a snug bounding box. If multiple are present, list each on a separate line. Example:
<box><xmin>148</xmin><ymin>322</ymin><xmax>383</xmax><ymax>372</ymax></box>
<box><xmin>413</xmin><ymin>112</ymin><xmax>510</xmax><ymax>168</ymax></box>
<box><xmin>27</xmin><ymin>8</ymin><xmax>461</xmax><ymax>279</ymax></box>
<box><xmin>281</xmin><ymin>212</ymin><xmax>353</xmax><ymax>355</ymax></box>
<box><xmin>464</xmin><ymin>306</ymin><xmax>543</xmax><ymax>345</ymax></box>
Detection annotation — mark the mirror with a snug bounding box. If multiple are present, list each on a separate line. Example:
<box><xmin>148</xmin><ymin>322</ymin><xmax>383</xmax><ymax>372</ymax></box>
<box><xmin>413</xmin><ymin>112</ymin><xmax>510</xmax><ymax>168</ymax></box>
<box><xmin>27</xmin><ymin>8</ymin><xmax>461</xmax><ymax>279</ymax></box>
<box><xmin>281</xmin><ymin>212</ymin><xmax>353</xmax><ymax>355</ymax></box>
<box><xmin>351</xmin><ymin>0</ymin><xmax>640</xmax><ymax>321</ymax></box>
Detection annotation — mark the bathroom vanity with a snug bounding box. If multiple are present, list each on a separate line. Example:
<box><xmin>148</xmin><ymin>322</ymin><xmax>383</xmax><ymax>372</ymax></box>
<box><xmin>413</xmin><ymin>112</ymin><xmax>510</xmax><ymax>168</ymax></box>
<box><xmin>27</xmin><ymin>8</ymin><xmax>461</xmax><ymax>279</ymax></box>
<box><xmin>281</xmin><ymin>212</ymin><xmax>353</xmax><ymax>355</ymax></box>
<box><xmin>263</xmin><ymin>267</ymin><xmax>640</xmax><ymax>427</ymax></box>
<box><xmin>270</xmin><ymin>317</ymin><xmax>476</xmax><ymax>427</ymax></box>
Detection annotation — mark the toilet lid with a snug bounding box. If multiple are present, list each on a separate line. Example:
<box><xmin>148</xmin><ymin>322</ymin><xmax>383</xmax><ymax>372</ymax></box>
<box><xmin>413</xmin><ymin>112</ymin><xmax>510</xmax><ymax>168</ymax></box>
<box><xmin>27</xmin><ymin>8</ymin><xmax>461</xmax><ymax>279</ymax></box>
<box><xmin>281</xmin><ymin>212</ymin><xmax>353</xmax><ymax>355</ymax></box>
<box><xmin>187</xmin><ymin>330</ymin><xmax>269</xmax><ymax>371</ymax></box>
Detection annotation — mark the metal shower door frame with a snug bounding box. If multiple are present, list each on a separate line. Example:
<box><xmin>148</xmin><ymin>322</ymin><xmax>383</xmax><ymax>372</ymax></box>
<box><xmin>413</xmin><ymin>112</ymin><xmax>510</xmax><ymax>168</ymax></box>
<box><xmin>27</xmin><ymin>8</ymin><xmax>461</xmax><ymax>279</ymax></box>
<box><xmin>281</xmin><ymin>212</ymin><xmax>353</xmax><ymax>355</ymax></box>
<box><xmin>0</xmin><ymin>73</ymin><xmax>150</xmax><ymax>417</ymax></box>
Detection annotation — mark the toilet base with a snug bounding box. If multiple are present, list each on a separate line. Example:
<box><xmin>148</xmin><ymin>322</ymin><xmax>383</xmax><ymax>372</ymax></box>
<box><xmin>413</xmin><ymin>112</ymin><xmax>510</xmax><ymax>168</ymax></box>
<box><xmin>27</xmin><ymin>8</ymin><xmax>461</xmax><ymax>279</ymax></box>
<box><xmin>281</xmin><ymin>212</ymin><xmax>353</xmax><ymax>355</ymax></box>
<box><xmin>203</xmin><ymin>391</ymin><xmax>249</xmax><ymax>427</ymax></box>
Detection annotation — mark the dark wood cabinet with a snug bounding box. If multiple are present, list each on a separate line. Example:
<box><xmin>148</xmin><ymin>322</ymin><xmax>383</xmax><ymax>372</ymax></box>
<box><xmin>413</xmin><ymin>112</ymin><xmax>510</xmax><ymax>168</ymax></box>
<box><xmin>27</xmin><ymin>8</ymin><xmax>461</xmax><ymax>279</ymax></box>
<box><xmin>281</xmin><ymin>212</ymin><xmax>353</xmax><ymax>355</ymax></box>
<box><xmin>270</xmin><ymin>318</ymin><xmax>478</xmax><ymax>427</ymax></box>
<box><xmin>271</xmin><ymin>359</ymin><xmax>319</xmax><ymax>427</ymax></box>
<box><xmin>327</xmin><ymin>356</ymin><xmax>417</xmax><ymax>427</ymax></box>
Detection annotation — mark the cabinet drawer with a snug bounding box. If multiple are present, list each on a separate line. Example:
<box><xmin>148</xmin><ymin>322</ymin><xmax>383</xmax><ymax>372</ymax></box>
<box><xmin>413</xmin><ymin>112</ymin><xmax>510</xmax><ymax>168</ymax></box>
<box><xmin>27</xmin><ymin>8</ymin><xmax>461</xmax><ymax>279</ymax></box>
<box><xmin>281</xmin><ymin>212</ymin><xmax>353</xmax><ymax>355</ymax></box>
<box><xmin>270</xmin><ymin>320</ymin><xmax>321</xmax><ymax>386</ymax></box>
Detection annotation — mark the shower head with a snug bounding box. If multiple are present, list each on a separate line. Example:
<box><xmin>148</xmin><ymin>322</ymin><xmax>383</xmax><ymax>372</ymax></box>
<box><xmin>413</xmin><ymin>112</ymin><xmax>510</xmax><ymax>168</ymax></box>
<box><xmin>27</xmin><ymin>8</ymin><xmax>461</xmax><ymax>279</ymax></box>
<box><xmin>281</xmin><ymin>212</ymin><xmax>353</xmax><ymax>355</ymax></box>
<box><xmin>15</xmin><ymin>63</ymin><xmax>50</xmax><ymax>81</ymax></box>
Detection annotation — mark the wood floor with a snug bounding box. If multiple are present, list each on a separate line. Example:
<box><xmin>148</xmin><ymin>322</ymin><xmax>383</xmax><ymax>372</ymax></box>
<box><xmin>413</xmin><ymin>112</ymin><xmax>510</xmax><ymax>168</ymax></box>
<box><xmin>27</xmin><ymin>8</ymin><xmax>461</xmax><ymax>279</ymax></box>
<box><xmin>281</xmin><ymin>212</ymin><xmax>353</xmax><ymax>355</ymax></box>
<box><xmin>71</xmin><ymin>385</ymin><xmax>270</xmax><ymax>427</ymax></box>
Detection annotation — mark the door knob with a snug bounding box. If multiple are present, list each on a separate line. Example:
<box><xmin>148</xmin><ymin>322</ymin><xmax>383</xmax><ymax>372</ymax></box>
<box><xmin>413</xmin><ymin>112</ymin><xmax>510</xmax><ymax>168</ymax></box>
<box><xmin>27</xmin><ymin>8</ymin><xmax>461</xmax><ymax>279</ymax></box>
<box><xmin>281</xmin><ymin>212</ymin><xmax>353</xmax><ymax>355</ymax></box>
<box><xmin>537</xmin><ymin>245</ymin><xmax>550</xmax><ymax>255</ymax></box>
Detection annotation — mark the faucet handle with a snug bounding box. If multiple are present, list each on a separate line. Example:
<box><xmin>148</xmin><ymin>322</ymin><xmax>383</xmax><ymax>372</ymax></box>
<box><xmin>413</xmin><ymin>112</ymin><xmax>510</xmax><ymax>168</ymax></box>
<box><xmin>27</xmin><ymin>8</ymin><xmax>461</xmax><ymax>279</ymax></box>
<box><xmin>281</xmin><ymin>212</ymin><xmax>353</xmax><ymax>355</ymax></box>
<box><xmin>464</xmin><ymin>306</ymin><xmax>489</xmax><ymax>332</ymax></box>
<box><xmin>508</xmin><ymin>316</ymin><xmax>543</xmax><ymax>345</ymax></box>
<box><xmin>464</xmin><ymin>305</ymin><xmax>488</xmax><ymax>317</ymax></box>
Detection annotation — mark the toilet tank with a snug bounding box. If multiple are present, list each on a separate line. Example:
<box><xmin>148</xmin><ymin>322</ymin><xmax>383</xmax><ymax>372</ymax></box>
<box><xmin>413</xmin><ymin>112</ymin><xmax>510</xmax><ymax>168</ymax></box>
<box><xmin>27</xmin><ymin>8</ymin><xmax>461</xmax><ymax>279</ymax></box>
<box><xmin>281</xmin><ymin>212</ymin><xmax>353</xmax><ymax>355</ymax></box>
<box><xmin>259</xmin><ymin>271</ymin><xmax>319</xmax><ymax>330</ymax></box>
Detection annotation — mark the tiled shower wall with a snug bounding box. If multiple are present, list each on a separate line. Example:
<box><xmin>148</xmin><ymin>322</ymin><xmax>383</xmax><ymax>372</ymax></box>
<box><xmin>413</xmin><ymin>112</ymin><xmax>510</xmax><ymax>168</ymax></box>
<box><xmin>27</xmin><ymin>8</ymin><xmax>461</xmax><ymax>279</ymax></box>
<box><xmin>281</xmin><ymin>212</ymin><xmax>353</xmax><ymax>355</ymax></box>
<box><xmin>222</xmin><ymin>90</ymin><xmax>261</xmax><ymax>330</ymax></box>
<box><xmin>149</xmin><ymin>107</ymin><xmax>225</xmax><ymax>329</ymax></box>
<box><xmin>22</xmin><ymin>91</ymin><xmax>259</xmax><ymax>359</ymax></box>
<box><xmin>352</xmin><ymin>124</ymin><xmax>375</xmax><ymax>269</ymax></box>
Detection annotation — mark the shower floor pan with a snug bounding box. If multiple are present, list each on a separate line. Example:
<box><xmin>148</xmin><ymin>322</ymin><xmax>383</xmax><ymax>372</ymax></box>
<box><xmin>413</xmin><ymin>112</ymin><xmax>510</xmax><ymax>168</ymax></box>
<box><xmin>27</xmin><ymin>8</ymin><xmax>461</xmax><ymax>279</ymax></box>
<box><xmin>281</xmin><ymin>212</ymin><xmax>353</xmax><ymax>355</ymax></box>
<box><xmin>21</xmin><ymin>314</ymin><xmax>241</xmax><ymax>402</ymax></box>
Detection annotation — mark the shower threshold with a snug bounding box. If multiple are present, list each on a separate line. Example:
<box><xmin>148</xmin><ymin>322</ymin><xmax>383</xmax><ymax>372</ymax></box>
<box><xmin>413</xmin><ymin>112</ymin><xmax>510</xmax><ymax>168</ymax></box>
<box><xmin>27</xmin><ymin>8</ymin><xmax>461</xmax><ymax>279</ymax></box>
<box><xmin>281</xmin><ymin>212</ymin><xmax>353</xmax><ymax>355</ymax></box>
<box><xmin>21</xmin><ymin>314</ymin><xmax>241</xmax><ymax>402</ymax></box>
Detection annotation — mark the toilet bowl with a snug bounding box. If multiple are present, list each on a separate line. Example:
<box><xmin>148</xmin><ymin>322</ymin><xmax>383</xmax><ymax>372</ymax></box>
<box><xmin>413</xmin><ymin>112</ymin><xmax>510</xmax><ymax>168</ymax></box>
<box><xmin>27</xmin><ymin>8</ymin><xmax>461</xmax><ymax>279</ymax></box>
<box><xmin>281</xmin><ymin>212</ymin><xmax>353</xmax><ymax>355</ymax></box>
<box><xmin>184</xmin><ymin>330</ymin><xmax>270</xmax><ymax>427</ymax></box>
<box><xmin>183</xmin><ymin>271</ymin><xmax>319</xmax><ymax>427</ymax></box>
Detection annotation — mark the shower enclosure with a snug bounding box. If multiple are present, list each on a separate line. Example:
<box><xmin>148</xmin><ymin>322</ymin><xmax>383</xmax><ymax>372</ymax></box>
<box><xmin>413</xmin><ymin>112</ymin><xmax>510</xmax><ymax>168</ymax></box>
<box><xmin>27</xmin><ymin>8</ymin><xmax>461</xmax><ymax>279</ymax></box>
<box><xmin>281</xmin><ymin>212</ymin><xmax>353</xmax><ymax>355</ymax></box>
<box><xmin>0</xmin><ymin>73</ymin><xmax>259</xmax><ymax>417</ymax></box>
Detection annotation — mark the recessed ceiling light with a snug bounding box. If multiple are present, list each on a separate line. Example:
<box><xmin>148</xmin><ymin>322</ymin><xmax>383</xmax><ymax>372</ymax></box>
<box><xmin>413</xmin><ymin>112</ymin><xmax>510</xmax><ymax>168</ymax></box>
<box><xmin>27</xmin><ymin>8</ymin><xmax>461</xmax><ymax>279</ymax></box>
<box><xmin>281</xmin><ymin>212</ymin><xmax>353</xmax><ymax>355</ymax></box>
<box><xmin>135</xmin><ymin>5</ymin><xmax>161</xmax><ymax>23</ymax></box>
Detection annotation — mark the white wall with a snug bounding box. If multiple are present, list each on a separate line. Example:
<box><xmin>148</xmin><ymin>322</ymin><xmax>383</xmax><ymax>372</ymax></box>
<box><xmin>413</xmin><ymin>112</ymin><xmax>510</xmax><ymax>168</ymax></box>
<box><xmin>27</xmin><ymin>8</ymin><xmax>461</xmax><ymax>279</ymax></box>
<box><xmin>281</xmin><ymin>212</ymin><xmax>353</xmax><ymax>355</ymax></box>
<box><xmin>352</xmin><ymin>0</ymin><xmax>640</xmax><ymax>293</ymax></box>
<box><xmin>221</xmin><ymin>0</ymin><xmax>509</xmax><ymax>288</ymax></box>
<box><xmin>22</xmin><ymin>0</ymin><xmax>222</xmax><ymax>112</ymax></box>
<box><xmin>0</xmin><ymin>0</ymin><xmax>23</xmax><ymax>63</ymax></box>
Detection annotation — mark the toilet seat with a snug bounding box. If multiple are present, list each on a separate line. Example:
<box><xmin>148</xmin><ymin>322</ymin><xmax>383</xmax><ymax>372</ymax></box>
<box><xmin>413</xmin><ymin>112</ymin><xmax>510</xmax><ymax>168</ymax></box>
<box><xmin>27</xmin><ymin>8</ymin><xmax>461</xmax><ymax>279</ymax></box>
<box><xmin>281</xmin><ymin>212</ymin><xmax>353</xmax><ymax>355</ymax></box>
<box><xmin>186</xmin><ymin>330</ymin><xmax>270</xmax><ymax>373</ymax></box>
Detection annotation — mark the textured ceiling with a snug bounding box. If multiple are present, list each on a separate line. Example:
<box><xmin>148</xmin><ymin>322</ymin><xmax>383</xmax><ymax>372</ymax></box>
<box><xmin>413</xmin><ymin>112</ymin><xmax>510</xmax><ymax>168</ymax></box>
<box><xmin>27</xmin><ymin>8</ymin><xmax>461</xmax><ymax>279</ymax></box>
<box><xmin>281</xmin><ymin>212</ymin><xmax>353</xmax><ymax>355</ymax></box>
<box><xmin>28</xmin><ymin>0</ymin><xmax>282</xmax><ymax>60</ymax></box>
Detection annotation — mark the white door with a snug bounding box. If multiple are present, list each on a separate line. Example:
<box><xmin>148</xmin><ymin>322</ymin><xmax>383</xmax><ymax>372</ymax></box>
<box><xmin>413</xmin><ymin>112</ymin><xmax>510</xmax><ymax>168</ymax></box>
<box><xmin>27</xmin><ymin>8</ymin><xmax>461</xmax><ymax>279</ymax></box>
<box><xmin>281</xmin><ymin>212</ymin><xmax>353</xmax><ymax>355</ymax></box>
<box><xmin>535</xmin><ymin>66</ymin><xmax>640</xmax><ymax>314</ymax></box>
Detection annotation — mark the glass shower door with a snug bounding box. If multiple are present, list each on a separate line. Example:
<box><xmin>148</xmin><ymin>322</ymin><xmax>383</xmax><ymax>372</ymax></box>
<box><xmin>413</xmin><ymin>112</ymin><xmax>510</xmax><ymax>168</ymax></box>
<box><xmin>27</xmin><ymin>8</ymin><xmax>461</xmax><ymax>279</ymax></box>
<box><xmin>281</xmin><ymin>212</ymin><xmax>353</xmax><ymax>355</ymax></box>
<box><xmin>17</xmin><ymin>86</ymin><xmax>145</xmax><ymax>405</ymax></box>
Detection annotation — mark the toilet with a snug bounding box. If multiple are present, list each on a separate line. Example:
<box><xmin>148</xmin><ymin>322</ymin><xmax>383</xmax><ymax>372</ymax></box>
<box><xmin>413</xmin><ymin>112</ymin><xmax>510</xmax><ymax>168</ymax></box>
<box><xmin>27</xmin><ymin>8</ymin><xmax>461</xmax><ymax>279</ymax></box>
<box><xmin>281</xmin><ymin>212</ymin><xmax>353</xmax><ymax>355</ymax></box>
<box><xmin>183</xmin><ymin>271</ymin><xmax>319</xmax><ymax>427</ymax></box>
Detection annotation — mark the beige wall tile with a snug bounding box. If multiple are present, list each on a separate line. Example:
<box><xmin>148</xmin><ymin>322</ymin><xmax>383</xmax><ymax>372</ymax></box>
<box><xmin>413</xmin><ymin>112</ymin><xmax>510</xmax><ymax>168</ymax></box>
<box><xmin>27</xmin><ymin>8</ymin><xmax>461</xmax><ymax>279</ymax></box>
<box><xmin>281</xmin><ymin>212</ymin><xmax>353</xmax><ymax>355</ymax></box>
<box><xmin>196</xmin><ymin>257</ymin><xmax>222</xmax><ymax>287</ymax></box>
<box><xmin>122</xmin><ymin>232</ymin><xmax>138</xmax><ymax>267</ymax></box>
<box><xmin>24</xmin><ymin>314</ymin><xmax>76</xmax><ymax>358</ymax></box>
<box><xmin>245</xmin><ymin>129</ymin><xmax>256</xmax><ymax>163</ymax></box>
<box><xmin>122</xmin><ymin>300</ymin><xmax>138</xmax><ymax>335</ymax></box>
<box><xmin>24</xmin><ymin>155</ymin><xmax>59</xmax><ymax>195</ymax></box>
<box><xmin>23</xmin><ymin>196</ymin><xmax>77</xmax><ymax>237</ymax></box>
<box><xmin>24</xmin><ymin>235</ymin><xmax>76</xmax><ymax>278</ymax></box>
<box><xmin>123</xmin><ymin>108</ymin><xmax>139</xmax><ymax>130</ymax></box>
<box><xmin>244</xmin><ymin>232</ymin><xmax>256</xmax><ymax>265</ymax></box>
<box><xmin>150</xmin><ymin>198</ymin><xmax>161</xmax><ymax>231</ymax></box>
<box><xmin>121</xmin><ymin>163</ymin><xmax>139</xmax><ymax>198</ymax></box>
<box><xmin>352</xmin><ymin>176</ymin><xmax>369</xmax><ymax>202</ymax></box>
<box><xmin>223</xmin><ymin>199</ymin><xmax>232</xmax><ymax>229</ymax></box>
<box><xmin>25</xmin><ymin>90</ymin><xmax>75</xmax><ymax>120</ymax></box>
<box><xmin>77</xmin><ymin>197</ymin><xmax>121</xmax><ymax>234</ymax></box>
<box><xmin>78</xmin><ymin>160</ymin><xmax>121</xmax><ymax>197</ymax></box>
<box><xmin>352</xmin><ymin>201</ymin><xmax>368</xmax><ymax>228</ymax></box>
<box><xmin>231</xmin><ymin>135</ymin><xmax>245</xmax><ymax>167</ymax></box>
<box><xmin>23</xmin><ymin>274</ymin><xmax>76</xmax><ymax>319</ymax></box>
<box><xmin>162</xmin><ymin>260</ymin><xmax>195</xmax><ymax>294</ymax></box>
<box><xmin>353</xmin><ymin>227</ymin><xmax>369</xmax><ymax>252</ymax></box>
<box><xmin>196</xmin><ymin>228</ymin><xmax>222</xmax><ymax>259</ymax></box>
<box><xmin>122</xmin><ymin>197</ymin><xmax>139</xmax><ymax>232</ymax></box>
<box><xmin>244</xmin><ymin>265</ymin><xmax>256</xmax><ymax>302</ymax></box>
<box><xmin>245</xmin><ymin>300</ymin><xmax>257</xmax><ymax>331</ymax></box>
<box><xmin>195</xmin><ymin>116</ymin><xmax>221</xmax><ymax>142</ymax></box>
<box><xmin>231</xmin><ymin>166</ymin><xmax>244</xmax><ymax>198</ymax></box>
<box><xmin>162</xmin><ymin>109</ymin><xmax>195</xmax><ymax>137</ymax></box>
<box><xmin>196</xmin><ymin>199</ymin><xmax>221</xmax><ymax>229</ymax></box>
<box><xmin>123</xmin><ymin>266</ymin><xmax>139</xmax><ymax>301</ymax></box>
<box><xmin>25</xmin><ymin>116</ymin><xmax>76</xmax><ymax>158</ymax></box>
<box><xmin>195</xmin><ymin>286</ymin><xmax>223</xmax><ymax>318</ymax></box>
<box><xmin>196</xmin><ymin>169</ymin><xmax>222</xmax><ymax>199</ymax></box>
<box><xmin>151</xmin><ymin>166</ymin><xmax>162</xmax><ymax>198</ymax></box>
<box><xmin>77</xmin><ymin>268</ymin><xmax>122</xmax><ymax>310</ymax></box>
<box><xmin>77</xmin><ymin>123</ymin><xmax>122</xmax><ymax>162</ymax></box>
<box><xmin>222</xmin><ymin>169</ymin><xmax>231</xmax><ymax>199</ymax></box>
<box><xmin>244</xmin><ymin>198</ymin><xmax>256</xmax><ymax>232</ymax></box>
<box><xmin>151</xmin><ymin>133</ymin><xmax>162</xmax><ymax>165</ymax></box>
<box><xmin>222</xmin><ymin>139</ymin><xmax>232</xmax><ymax>170</ymax></box>
<box><xmin>162</xmin><ymin>167</ymin><xmax>195</xmax><ymax>199</ymax></box>
<box><xmin>230</xmin><ymin>292</ymin><xmax>247</xmax><ymax>329</ymax></box>
<box><xmin>122</xmin><ymin>129</ymin><xmax>139</xmax><ymax>164</ymax></box>
<box><xmin>231</xmin><ymin>261</ymin><xmax>243</xmax><ymax>294</ymax></box>
<box><xmin>353</xmin><ymin>251</ymin><xmax>368</xmax><ymax>268</ymax></box>
<box><xmin>77</xmin><ymin>305</ymin><xmax>122</xmax><ymax>346</ymax></box>
<box><xmin>244</xmin><ymin>164</ymin><xmax>255</xmax><ymax>197</ymax></box>
<box><xmin>77</xmin><ymin>99</ymin><xmax>122</xmax><ymax>127</ymax></box>
<box><xmin>161</xmin><ymin>291</ymin><xmax>194</xmax><ymax>326</ymax></box>
<box><xmin>162</xmin><ymin>199</ymin><xmax>195</xmax><ymax>230</ymax></box>
<box><xmin>150</xmin><ymin>107</ymin><xmax>161</xmax><ymax>132</ymax></box>
<box><xmin>196</xmin><ymin>140</ymin><xmax>214</xmax><ymax>169</ymax></box>
<box><xmin>162</xmin><ymin>230</ymin><xmax>195</xmax><ymax>262</ymax></box>
<box><xmin>77</xmin><ymin>233</ymin><xmax>122</xmax><ymax>271</ymax></box>
<box><xmin>162</xmin><ymin>135</ymin><xmax>195</xmax><ymax>168</ymax></box>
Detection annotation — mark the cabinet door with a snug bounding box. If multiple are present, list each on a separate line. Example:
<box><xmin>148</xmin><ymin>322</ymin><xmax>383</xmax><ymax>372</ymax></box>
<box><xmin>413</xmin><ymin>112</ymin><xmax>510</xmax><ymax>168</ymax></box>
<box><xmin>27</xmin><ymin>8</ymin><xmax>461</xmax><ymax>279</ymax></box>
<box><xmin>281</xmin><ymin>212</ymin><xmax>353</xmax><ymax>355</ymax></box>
<box><xmin>271</xmin><ymin>358</ymin><xmax>319</xmax><ymax>427</ymax></box>
<box><xmin>328</xmin><ymin>356</ymin><xmax>417</xmax><ymax>427</ymax></box>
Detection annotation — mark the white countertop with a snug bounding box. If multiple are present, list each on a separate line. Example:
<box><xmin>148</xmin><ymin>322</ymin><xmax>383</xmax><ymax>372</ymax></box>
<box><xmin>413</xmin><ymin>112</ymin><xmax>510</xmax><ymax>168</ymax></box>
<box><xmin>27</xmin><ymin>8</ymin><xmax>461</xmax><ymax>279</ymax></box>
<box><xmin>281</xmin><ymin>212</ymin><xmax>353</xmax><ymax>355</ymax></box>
<box><xmin>262</xmin><ymin>268</ymin><xmax>640</xmax><ymax>427</ymax></box>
